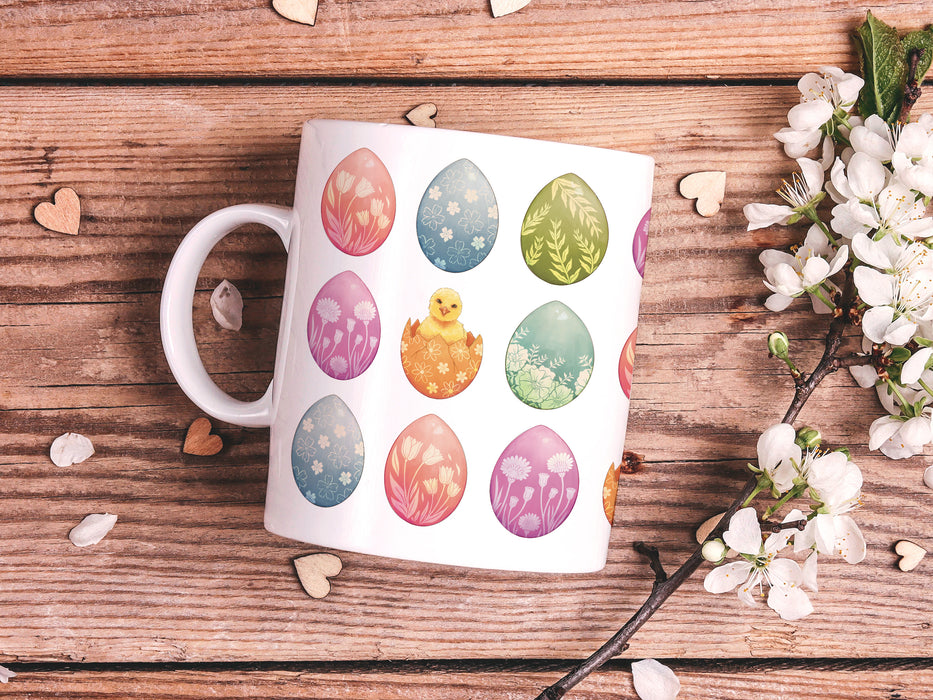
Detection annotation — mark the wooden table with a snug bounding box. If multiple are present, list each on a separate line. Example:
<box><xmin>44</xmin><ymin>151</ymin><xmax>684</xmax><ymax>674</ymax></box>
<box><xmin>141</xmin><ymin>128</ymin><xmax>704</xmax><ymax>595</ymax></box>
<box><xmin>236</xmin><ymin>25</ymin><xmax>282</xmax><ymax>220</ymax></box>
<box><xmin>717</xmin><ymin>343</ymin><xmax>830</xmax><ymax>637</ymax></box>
<box><xmin>3</xmin><ymin>2</ymin><xmax>933</xmax><ymax>697</ymax></box>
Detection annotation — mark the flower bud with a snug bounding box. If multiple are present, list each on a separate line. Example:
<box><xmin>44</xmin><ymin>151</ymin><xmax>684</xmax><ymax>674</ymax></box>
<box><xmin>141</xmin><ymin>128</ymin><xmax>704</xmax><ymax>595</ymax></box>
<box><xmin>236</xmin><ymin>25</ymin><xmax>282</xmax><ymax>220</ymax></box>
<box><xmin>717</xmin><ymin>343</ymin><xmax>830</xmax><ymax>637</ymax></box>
<box><xmin>795</xmin><ymin>426</ymin><xmax>822</xmax><ymax>449</ymax></box>
<box><xmin>701</xmin><ymin>539</ymin><xmax>727</xmax><ymax>564</ymax></box>
<box><xmin>768</xmin><ymin>331</ymin><xmax>790</xmax><ymax>359</ymax></box>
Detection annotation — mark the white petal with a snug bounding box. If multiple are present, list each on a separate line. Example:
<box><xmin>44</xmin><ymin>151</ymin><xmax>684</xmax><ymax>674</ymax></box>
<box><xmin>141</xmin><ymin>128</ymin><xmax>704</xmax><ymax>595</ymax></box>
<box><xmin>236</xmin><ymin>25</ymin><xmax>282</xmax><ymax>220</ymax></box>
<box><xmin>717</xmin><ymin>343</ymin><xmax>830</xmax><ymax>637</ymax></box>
<box><xmin>829</xmin><ymin>157</ymin><xmax>853</xmax><ymax>202</ymax></box>
<box><xmin>861</xmin><ymin>306</ymin><xmax>896</xmax><ymax>344</ymax></box>
<box><xmin>883</xmin><ymin>316</ymin><xmax>918</xmax><ymax>346</ymax></box>
<box><xmin>805</xmin><ymin>451</ymin><xmax>848</xmax><ymax>493</ymax></box>
<box><xmin>760</xmin><ymin>249</ymin><xmax>797</xmax><ymax>268</ymax></box>
<box><xmin>210</xmin><ymin>279</ymin><xmax>244</xmax><ymax>331</ymax></box>
<box><xmin>848</xmin><ymin>363</ymin><xmax>879</xmax><ymax>388</ymax></box>
<box><xmin>765</xmin><ymin>293</ymin><xmax>795</xmax><ymax>312</ymax></box>
<box><xmin>847</xmin><ymin>152</ymin><xmax>888</xmax><ymax>200</ymax></box>
<box><xmin>801</xmin><ymin>256</ymin><xmax>831</xmax><ymax>287</ymax></box>
<box><xmin>771</xmin><ymin>263</ymin><xmax>805</xmax><ymax>295</ymax></box>
<box><xmin>704</xmin><ymin>561</ymin><xmax>753</xmax><ymax>594</ymax></box>
<box><xmin>869</xmin><ymin>415</ymin><xmax>903</xmax><ymax>450</ymax></box>
<box><xmin>902</xmin><ymin>347</ymin><xmax>933</xmax><ymax>385</ymax></box>
<box><xmin>723</xmin><ymin>507</ymin><xmax>764</xmax><ymax>555</ymax></box>
<box><xmin>68</xmin><ymin>513</ymin><xmax>118</xmax><ymax>547</ymax></box>
<box><xmin>795</xmin><ymin>519</ymin><xmax>818</xmax><ymax>553</ymax></box>
<box><xmin>801</xmin><ymin>551</ymin><xmax>819</xmax><ymax>592</ymax></box>
<box><xmin>768</xmin><ymin>579</ymin><xmax>814</xmax><ymax>620</ymax></box>
<box><xmin>50</xmin><ymin>432</ymin><xmax>95</xmax><ymax>467</ymax></box>
<box><xmin>631</xmin><ymin>659</ymin><xmax>681</xmax><ymax>700</ymax></box>
<box><xmin>851</xmin><ymin>122</ymin><xmax>894</xmax><ymax>161</ymax></box>
<box><xmin>745</xmin><ymin>203</ymin><xmax>794</xmax><ymax>230</ymax></box>
<box><xmin>0</xmin><ymin>665</ymin><xmax>15</xmax><ymax>683</ymax></box>
<box><xmin>826</xmin><ymin>245</ymin><xmax>850</xmax><ymax>276</ymax></box>
<box><xmin>736</xmin><ymin>570</ymin><xmax>764</xmax><ymax>606</ymax></box>
<box><xmin>854</xmin><ymin>266</ymin><xmax>896</xmax><ymax>305</ymax></box>
<box><xmin>797</xmin><ymin>157</ymin><xmax>825</xmax><ymax>196</ymax></box>
<box><xmin>834</xmin><ymin>515</ymin><xmax>867</xmax><ymax>564</ymax></box>
<box><xmin>789</xmin><ymin>101</ymin><xmax>834</xmax><ymax>131</ymax></box>
<box><xmin>813</xmin><ymin>513</ymin><xmax>837</xmax><ymax>554</ymax></box>
<box><xmin>899</xmin><ymin>415</ymin><xmax>933</xmax><ymax>449</ymax></box>
<box><xmin>757</xmin><ymin>423</ymin><xmax>799</xmax><ymax>473</ymax></box>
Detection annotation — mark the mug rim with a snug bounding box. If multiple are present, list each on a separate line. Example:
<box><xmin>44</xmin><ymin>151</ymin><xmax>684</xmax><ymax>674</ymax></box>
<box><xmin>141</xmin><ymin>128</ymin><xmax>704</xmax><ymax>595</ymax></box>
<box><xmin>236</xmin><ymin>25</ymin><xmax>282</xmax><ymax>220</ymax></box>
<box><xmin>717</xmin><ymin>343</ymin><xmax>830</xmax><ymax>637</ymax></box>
<box><xmin>303</xmin><ymin>118</ymin><xmax>655</xmax><ymax>170</ymax></box>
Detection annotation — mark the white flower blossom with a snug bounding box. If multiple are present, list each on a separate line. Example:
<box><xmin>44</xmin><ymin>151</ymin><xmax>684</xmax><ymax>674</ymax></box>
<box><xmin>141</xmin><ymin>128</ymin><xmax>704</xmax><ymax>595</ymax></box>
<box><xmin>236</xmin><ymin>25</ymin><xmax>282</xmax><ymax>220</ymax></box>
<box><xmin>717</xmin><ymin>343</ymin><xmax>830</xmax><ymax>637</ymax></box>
<box><xmin>773</xmin><ymin>67</ymin><xmax>863</xmax><ymax>161</ymax></box>
<box><xmin>756</xmin><ymin>423</ymin><xmax>802</xmax><ymax>494</ymax></box>
<box><xmin>759</xmin><ymin>225</ymin><xmax>847</xmax><ymax>312</ymax></box>
<box><xmin>704</xmin><ymin>508</ymin><xmax>814</xmax><ymax>621</ymax></box>
<box><xmin>745</xmin><ymin>158</ymin><xmax>824</xmax><ymax>230</ymax></box>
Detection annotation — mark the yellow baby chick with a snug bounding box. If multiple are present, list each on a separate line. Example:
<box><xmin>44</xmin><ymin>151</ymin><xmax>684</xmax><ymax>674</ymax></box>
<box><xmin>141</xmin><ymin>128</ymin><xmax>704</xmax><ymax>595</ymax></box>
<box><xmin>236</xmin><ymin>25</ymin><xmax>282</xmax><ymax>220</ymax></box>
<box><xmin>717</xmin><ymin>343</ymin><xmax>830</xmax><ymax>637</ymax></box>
<box><xmin>417</xmin><ymin>288</ymin><xmax>467</xmax><ymax>344</ymax></box>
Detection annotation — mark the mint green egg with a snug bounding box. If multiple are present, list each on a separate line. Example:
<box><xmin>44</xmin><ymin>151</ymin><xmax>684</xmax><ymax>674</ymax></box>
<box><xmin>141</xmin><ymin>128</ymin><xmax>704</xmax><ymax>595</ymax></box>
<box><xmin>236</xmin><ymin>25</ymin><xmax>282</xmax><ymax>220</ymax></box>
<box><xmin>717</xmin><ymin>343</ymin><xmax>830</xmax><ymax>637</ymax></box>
<box><xmin>520</xmin><ymin>173</ymin><xmax>609</xmax><ymax>285</ymax></box>
<box><xmin>505</xmin><ymin>301</ymin><xmax>594</xmax><ymax>410</ymax></box>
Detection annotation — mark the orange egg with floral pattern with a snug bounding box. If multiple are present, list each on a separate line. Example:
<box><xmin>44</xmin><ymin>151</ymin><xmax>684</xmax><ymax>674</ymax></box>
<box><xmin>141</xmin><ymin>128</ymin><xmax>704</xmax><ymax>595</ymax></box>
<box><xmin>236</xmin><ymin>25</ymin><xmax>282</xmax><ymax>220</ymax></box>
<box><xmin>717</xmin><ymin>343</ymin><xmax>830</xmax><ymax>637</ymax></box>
<box><xmin>384</xmin><ymin>414</ymin><xmax>468</xmax><ymax>526</ymax></box>
<box><xmin>602</xmin><ymin>461</ymin><xmax>623</xmax><ymax>524</ymax></box>
<box><xmin>400</xmin><ymin>287</ymin><xmax>482</xmax><ymax>398</ymax></box>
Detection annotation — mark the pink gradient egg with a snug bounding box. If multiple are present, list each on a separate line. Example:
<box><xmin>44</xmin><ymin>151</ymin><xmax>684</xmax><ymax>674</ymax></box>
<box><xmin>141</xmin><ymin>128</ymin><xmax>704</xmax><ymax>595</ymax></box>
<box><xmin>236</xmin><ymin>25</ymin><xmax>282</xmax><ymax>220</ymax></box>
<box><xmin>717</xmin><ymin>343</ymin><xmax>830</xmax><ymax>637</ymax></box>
<box><xmin>490</xmin><ymin>425</ymin><xmax>579</xmax><ymax>538</ymax></box>
<box><xmin>307</xmin><ymin>271</ymin><xmax>381</xmax><ymax>380</ymax></box>
<box><xmin>385</xmin><ymin>415</ymin><xmax>467</xmax><ymax>527</ymax></box>
<box><xmin>321</xmin><ymin>148</ymin><xmax>396</xmax><ymax>256</ymax></box>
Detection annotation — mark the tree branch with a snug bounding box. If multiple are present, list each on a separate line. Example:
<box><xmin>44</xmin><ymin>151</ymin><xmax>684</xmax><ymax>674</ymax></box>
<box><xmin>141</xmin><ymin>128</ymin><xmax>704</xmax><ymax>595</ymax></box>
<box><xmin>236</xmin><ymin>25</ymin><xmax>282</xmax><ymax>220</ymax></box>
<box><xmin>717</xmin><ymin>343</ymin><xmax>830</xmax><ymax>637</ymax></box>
<box><xmin>534</xmin><ymin>269</ymin><xmax>858</xmax><ymax>700</ymax></box>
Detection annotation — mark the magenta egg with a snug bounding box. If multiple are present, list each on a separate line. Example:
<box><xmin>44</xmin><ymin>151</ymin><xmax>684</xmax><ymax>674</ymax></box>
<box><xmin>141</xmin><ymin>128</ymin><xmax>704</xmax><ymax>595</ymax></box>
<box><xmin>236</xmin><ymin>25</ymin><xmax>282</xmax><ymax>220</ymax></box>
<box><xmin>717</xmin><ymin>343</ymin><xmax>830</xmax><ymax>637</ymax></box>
<box><xmin>385</xmin><ymin>414</ymin><xmax>468</xmax><ymax>527</ymax></box>
<box><xmin>632</xmin><ymin>208</ymin><xmax>650</xmax><ymax>278</ymax></box>
<box><xmin>307</xmin><ymin>271</ymin><xmax>381</xmax><ymax>380</ymax></box>
<box><xmin>489</xmin><ymin>425</ymin><xmax>579</xmax><ymax>538</ymax></box>
<box><xmin>321</xmin><ymin>148</ymin><xmax>396</xmax><ymax>256</ymax></box>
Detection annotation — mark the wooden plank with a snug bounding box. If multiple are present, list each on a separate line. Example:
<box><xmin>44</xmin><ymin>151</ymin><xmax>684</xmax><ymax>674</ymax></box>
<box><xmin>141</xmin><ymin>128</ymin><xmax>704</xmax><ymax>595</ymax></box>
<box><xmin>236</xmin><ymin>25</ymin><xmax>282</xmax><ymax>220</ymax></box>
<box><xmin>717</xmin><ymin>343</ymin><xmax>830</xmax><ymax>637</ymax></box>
<box><xmin>0</xmin><ymin>1</ymin><xmax>925</xmax><ymax>81</ymax></box>
<box><xmin>3</xmin><ymin>663</ymin><xmax>933</xmax><ymax>699</ymax></box>
<box><xmin>2</xmin><ymin>85</ymin><xmax>933</xmax><ymax>664</ymax></box>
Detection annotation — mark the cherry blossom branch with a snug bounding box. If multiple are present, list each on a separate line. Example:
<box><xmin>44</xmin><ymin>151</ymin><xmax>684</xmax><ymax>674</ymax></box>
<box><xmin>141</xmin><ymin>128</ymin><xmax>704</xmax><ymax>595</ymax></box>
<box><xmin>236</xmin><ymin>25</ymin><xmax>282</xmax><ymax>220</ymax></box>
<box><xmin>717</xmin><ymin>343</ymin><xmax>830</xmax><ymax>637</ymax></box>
<box><xmin>534</xmin><ymin>273</ymin><xmax>858</xmax><ymax>700</ymax></box>
<box><xmin>899</xmin><ymin>47</ymin><xmax>925</xmax><ymax>123</ymax></box>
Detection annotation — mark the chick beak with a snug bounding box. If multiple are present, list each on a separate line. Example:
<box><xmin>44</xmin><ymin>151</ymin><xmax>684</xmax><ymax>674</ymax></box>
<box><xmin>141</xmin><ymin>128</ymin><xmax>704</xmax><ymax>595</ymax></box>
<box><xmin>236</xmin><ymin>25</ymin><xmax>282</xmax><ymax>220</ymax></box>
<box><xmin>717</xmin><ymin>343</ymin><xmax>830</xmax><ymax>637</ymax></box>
<box><xmin>439</xmin><ymin>306</ymin><xmax>450</xmax><ymax>316</ymax></box>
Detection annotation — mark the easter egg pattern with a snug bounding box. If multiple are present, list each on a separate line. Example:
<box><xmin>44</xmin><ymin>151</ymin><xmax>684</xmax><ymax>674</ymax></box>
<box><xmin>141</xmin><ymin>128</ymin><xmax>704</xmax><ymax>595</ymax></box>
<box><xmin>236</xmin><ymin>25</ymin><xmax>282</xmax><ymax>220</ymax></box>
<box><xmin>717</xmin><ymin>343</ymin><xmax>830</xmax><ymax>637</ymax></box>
<box><xmin>401</xmin><ymin>320</ymin><xmax>482</xmax><ymax>398</ymax></box>
<box><xmin>292</xmin><ymin>394</ymin><xmax>365</xmax><ymax>507</ymax></box>
<box><xmin>505</xmin><ymin>301</ymin><xmax>594</xmax><ymax>410</ymax></box>
<box><xmin>385</xmin><ymin>414</ymin><xmax>468</xmax><ymax>526</ymax></box>
<box><xmin>602</xmin><ymin>461</ymin><xmax>623</xmax><ymax>524</ymax></box>
<box><xmin>321</xmin><ymin>148</ymin><xmax>396</xmax><ymax>256</ymax></box>
<box><xmin>490</xmin><ymin>425</ymin><xmax>579</xmax><ymax>538</ymax></box>
<box><xmin>308</xmin><ymin>271</ymin><xmax>381</xmax><ymax>380</ymax></box>
<box><xmin>618</xmin><ymin>327</ymin><xmax>637</xmax><ymax>399</ymax></box>
<box><xmin>633</xmin><ymin>209</ymin><xmax>650</xmax><ymax>278</ymax></box>
<box><xmin>417</xmin><ymin>159</ymin><xmax>498</xmax><ymax>272</ymax></box>
<box><xmin>520</xmin><ymin>173</ymin><xmax>608</xmax><ymax>285</ymax></box>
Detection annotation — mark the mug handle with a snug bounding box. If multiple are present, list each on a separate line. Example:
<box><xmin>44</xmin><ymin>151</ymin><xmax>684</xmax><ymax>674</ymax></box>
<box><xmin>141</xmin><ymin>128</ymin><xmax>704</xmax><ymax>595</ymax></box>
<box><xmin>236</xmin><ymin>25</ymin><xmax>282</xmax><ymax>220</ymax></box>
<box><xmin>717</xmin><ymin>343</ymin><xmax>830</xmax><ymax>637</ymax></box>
<box><xmin>160</xmin><ymin>204</ymin><xmax>293</xmax><ymax>428</ymax></box>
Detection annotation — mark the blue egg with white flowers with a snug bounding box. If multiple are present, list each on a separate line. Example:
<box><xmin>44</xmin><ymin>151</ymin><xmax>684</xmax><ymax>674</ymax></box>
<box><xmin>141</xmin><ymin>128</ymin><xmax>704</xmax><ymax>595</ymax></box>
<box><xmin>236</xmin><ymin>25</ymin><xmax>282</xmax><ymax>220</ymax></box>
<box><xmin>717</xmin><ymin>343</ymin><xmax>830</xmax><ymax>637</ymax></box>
<box><xmin>416</xmin><ymin>159</ymin><xmax>498</xmax><ymax>272</ymax></box>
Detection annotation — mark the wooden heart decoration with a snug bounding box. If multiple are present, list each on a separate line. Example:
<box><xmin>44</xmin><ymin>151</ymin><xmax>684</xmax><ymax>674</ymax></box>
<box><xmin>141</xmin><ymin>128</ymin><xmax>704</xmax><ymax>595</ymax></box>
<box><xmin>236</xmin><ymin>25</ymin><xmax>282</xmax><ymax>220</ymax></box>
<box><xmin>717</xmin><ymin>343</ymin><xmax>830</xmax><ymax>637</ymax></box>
<box><xmin>273</xmin><ymin>0</ymin><xmax>318</xmax><ymax>25</ymax></box>
<box><xmin>679</xmin><ymin>171</ymin><xmax>726</xmax><ymax>217</ymax></box>
<box><xmin>405</xmin><ymin>103</ymin><xmax>437</xmax><ymax>128</ymax></box>
<box><xmin>183</xmin><ymin>417</ymin><xmax>223</xmax><ymax>456</ymax></box>
<box><xmin>491</xmin><ymin>0</ymin><xmax>531</xmax><ymax>17</ymax></box>
<box><xmin>895</xmin><ymin>539</ymin><xmax>926</xmax><ymax>571</ymax></box>
<box><xmin>34</xmin><ymin>187</ymin><xmax>81</xmax><ymax>235</ymax></box>
<box><xmin>294</xmin><ymin>552</ymin><xmax>343</xmax><ymax>598</ymax></box>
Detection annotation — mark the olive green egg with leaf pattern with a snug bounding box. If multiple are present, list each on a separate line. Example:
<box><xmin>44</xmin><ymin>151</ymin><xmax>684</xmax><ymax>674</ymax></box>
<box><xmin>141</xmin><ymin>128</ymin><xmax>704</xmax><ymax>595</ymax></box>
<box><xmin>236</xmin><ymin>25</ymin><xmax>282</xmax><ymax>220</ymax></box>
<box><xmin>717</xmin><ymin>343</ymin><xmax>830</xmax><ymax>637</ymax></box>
<box><xmin>520</xmin><ymin>173</ymin><xmax>609</xmax><ymax>286</ymax></box>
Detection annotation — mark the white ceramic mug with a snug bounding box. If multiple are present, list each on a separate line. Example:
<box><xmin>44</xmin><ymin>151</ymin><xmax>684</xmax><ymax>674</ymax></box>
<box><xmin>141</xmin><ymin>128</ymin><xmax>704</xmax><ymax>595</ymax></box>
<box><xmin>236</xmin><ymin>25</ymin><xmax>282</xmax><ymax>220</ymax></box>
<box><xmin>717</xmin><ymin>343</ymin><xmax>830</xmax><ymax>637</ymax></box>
<box><xmin>161</xmin><ymin>120</ymin><xmax>653</xmax><ymax>572</ymax></box>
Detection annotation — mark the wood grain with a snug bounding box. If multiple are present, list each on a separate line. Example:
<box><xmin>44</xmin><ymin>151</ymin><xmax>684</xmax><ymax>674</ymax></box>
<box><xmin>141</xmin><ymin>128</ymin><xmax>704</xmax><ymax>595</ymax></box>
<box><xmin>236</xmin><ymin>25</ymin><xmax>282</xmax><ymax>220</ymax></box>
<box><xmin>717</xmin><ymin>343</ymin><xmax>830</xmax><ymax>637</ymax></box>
<box><xmin>3</xmin><ymin>662</ymin><xmax>933</xmax><ymax>698</ymax></box>
<box><xmin>0</xmin><ymin>1</ymin><xmax>927</xmax><ymax>80</ymax></box>
<box><xmin>2</xmin><ymin>85</ymin><xmax>933</xmax><ymax>668</ymax></box>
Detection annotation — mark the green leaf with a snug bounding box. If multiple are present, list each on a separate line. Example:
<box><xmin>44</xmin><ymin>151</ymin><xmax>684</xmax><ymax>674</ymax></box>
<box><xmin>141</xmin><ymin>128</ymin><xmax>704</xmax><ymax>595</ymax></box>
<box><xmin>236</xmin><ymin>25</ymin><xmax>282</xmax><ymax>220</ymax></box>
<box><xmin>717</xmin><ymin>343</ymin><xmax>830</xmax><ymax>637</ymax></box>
<box><xmin>902</xmin><ymin>28</ymin><xmax>933</xmax><ymax>84</ymax></box>
<box><xmin>855</xmin><ymin>11</ymin><xmax>907</xmax><ymax>122</ymax></box>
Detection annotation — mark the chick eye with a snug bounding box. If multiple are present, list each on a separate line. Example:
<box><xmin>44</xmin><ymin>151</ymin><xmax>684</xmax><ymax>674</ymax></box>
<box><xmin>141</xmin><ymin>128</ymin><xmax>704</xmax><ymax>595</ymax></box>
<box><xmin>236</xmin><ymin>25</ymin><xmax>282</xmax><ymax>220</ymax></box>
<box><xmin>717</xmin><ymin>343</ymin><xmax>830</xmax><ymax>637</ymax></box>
<box><xmin>452</xmin><ymin>304</ymin><xmax>458</xmax><ymax>309</ymax></box>
<box><xmin>436</xmin><ymin>298</ymin><xmax>443</xmax><ymax>304</ymax></box>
